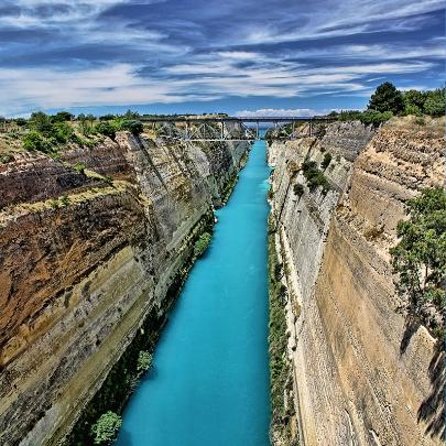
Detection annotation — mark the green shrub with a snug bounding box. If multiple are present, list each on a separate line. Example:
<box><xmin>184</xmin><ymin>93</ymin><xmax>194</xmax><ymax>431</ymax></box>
<box><xmin>337</xmin><ymin>110</ymin><xmax>363</xmax><ymax>121</ymax></box>
<box><xmin>23</xmin><ymin>130</ymin><xmax>52</xmax><ymax>153</ymax></box>
<box><xmin>60</xmin><ymin>195</ymin><xmax>70</xmax><ymax>206</ymax></box>
<box><xmin>415</xmin><ymin>117</ymin><xmax>426</xmax><ymax>126</ymax></box>
<box><xmin>390</xmin><ymin>187</ymin><xmax>446</xmax><ymax>313</ymax></box>
<box><xmin>53</xmin><ymin>121</ymin><xmax>74</xmax><ymax>143</ymax></box>
<box><xmin>96</xmin><ymin>121</ymin><xmax>116</xmax><ymax>139</ymax></box>
<box><xmin>90</xmin><ymin>411</ymin><xmax>122</xmax><ymax>445</ymax></box>
<box><xmin>359</xmin><ymin>109</ymin><xmax>393</xmax><ymax>126</ymax></box>
<box><xmin>73</xmin><ymin>162</ymin><xmax>86</xmax><ymax>174</ymax></box>
<box><xmin>293</xmin><ymin>183</ymin><xmax>304</xmax><ymax>197</ymax></box>
<box><xmin>194</xmin><ymin>232</ymin><xmax>212</xmax><ymax>257</ymax></box>
<box><xmin>99</xmin><ymin>114</ymin><xmax>116</xmax><ymax>121</ymax></box>
<box><xmin>119</xmin><ymin>119</ymin><xmax>144</xmax><ymax>135</ymax></box>
<box><xmin>0</xmin><ymin>153</ymin><xmax>14</xmax><ymax>163</ymax></box>
<box><xmin>336</xmin><ymin>109</ymin><xmax>392</xmax><ymax>126</ymax></box>
<box><xmin>404</xmin><ymin>103</ymin><xmax>422</xmax><ymax>117</ymax></box>
<box><xmin>136</xmin><ymin>351</ymin><xmax>153</xmax><ymax>373</ymax></box>
<box><xmin>301</xmin><ymin>159</ymin><xmax>330</xmax><ymax>193</ymax></box>
<box><xmin>15</xmin><ymin>118</ymin><xmax>27</xmax><ymax>127</ymax></box>
<box><xmin>321</xmin><ymin>152</ymin><xmax>332</xmax><ymax>170</ymax></box>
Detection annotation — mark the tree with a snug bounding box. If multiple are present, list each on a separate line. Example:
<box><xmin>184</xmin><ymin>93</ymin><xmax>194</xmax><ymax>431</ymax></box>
<box><xmin>301</xmin><ymin>159</ymin><xmax>330</xmax><ymax>193</ymax></box>
<box><xmin>52</xmin><ymin>111</ymin><xmax>74</xmax><ymax>122</ymax></box>
<box><xmin>390</xmin><ymin>187</ymin><xmax>446</xmax><ymax>312</ymax></box>
<box><xmin>30</xmin><ymin>111</ymin><xmax>53</xmax><ymax>135</ymax></box>
<box><xmin>123</xmin><ymin>109</ymin><xmax>141</xmax><ymax>120</ymax></box>
<box><xmin>403</xmin><ymin>89</ymin><xmax>426</xmax><ymax>116</ymax></box>
<box><xmin>423</xmin><ymin>88</ymin><xmax>445</xmax><ymax>117</ymax></box>
<box><xmin>368</xmin><ymin>82</ymin><xmax>404</xmax><ymax>114</ymax></box>
<box><xmin>90</xmin><ymin>411</ymin><xmax>122</xmax><ymax>445</ymax></box>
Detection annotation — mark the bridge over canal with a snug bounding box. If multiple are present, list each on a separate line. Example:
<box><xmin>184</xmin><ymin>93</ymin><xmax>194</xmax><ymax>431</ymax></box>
<box><xmin>140</xmin><ymin>116</ymin><xmax>335</xmax><ymax>141</ymax></box>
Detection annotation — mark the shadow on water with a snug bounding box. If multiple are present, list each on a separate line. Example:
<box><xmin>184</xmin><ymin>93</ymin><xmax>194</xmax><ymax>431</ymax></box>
<box><xmin>116</xmin><ymin>429</ymin><xmax>134</xmax><ymax>446</ymax></box>
<box><xmin>417</xmin><ymin>340</ymin><xmax>445</xmax><ymax>441</ymax></box>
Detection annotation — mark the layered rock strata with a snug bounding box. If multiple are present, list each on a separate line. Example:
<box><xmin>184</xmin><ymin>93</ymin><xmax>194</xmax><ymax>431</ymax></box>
<box><xmin>0</xmin><ymin>133</ymin><xmax>248</xmax><ymax>446</ymax></box>
<box><xmin>268</xmin><ymin>117</ymin><xmax>444</xmax><ymax>446</ymax></box>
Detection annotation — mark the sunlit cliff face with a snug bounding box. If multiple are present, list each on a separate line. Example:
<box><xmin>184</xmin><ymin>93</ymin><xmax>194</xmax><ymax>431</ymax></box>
<box><xmin>0</xmin><ymin>132</ymin><xmax>249</xmax><ymax>445</ymax></box>
<box><xmin>268</xmin><ymin>117</ymin><xmax>445</xmax><ymax>446</ymax></box>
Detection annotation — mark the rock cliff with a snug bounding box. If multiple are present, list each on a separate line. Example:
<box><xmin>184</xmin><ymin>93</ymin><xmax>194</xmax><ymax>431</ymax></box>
<box><xmin>0</xmin><ymin>133</ymin><xmax>248</xmax><ymax>445</ymax></box>
<box><xmin>268</xmin><ymin>117</ymin><xmax>445</xmax><ymax>446</ymax></box>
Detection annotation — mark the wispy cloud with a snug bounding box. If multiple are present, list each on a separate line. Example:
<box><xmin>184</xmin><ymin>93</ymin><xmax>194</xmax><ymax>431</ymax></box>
<box><xmin>0</xmin><ymin>0</ymin><xmax>443</xmax><ymax>114</ymax></box>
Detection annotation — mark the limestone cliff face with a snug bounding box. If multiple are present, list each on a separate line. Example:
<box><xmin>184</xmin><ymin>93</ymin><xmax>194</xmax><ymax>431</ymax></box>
<box><xmin>0</xmin><ymin>133</ymin><xmax>248</xmax><ymax>446</ymax></box>
<box><xmin>268</xmin><ymin>118</ymin><xmax>444</xmax><ymax>446</ymax></box>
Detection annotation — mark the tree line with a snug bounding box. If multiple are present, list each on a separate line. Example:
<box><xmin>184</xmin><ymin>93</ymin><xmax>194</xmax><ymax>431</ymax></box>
<box><xmin>329</xmin><ymin>82</ymin><xmax>445</xmax><ymax>125</ymax></box>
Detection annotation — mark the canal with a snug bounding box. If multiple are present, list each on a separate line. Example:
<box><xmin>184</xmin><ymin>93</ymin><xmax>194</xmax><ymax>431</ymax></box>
<box><xmin>117</xmin><ymin>138</ymin><xmax>271</xmax><ymax>446</ymax></box>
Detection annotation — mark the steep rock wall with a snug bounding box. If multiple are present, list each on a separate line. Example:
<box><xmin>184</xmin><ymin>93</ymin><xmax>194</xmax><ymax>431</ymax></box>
<box><xmin>0</xmin><ymin>133</ymin><xmax>248</xmax><ymax>446</ymax></box>
<box><xmin>268</xmin><ymin>118</ymin><xmax>444</xmax><ymax>446</ymax></box>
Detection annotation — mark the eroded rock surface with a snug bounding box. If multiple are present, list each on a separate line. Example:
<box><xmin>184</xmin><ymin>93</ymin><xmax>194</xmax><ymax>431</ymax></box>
<box><xmin>0</xmin><ymin>133</ymin><xmax>248</xmax><ymax>446</ymax></box>
<box><xmin>268</xmin><ymin>117</ymin><xmax>445</xmax><ymax>446</ymax></box>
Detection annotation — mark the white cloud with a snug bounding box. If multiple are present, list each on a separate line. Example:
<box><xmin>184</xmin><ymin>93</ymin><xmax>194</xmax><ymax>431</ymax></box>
<box><xmin>0</xmin><ymin>0</ymin><xmax>442</xmax><ymax>113</ymax></box>
<box><xmin>240</xmin><ymin>0</ymin><xmax>444</xmax><ymax>46</ymax></box>
<box><xmin>0</xmin><ymin>64</ymin><xmax>216</xmax><ymax>115</ymax></box>
<box><xmin>0</xmin><ymin>51</ymin><xmax>436</xmax><ymax>115</ymax></box>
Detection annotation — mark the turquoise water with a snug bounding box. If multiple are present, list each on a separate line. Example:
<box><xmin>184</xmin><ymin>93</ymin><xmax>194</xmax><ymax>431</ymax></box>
<box><xmin>116</xmin><ymin>139</ymin><xmax>271</xmax><ymax>446</ymax></box>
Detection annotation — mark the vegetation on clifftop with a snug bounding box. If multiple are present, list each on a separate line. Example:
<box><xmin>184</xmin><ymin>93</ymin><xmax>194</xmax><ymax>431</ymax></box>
<box><xmin>329</xmin><ymin>83</ymin><xmax>445</xmax><ymax>126</ymax></box>
<box><xmin>0</xmin><ymin>109</ymin><xmax>145</xmax><ymax>157</ymax></box>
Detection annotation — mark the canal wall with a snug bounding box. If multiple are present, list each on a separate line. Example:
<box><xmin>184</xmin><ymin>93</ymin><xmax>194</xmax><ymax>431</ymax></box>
<box><xmin>268</xmin><ymin>117</ymin><xmax>445</xmax><ymax>446</ymax></box>
<box><xmin>0</xmin><ymin>133</ymin><xmax>249</xmax><ymax>445</ymax></box>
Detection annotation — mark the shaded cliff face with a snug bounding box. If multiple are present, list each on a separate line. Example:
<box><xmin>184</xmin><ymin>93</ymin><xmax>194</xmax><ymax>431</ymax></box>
<box><xmin>0</xmin><ymin>133</ymin><xmax>248</xmax><ymax>446</ymax></box>
<box><xmin>268</xmin><ymin>117</ymin><xmax>444</xmax><ymax>446</ymax></box>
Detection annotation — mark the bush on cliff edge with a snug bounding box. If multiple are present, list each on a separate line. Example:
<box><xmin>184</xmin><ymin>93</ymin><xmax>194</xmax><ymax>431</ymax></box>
<box><xmin>91</xmin><ymin>411</ymin><xmax>122</xmax><ymax>445</ymax></box>
<box><xmin>390</xmin><ymin>187</ymin><xmax>446</xmax><ymax>325</ymax></box>
<box><xmin>194</xmin><ymin>232</ymin><xmax>212</xmax><ymax>257</ymax></box>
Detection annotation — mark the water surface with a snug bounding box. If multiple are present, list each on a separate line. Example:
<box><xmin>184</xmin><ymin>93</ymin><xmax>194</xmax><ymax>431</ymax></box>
<box><xmin>117</xmin><ymin>139</ymin><xmax>271</xmax><ymax>446</ymax></box>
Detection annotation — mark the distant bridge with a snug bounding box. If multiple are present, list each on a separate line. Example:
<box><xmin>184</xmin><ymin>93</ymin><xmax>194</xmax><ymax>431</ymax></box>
<box><xmin>140</xmin><ymin>116</ymin><xmax>334</xmax><ymax>141</ymax></box>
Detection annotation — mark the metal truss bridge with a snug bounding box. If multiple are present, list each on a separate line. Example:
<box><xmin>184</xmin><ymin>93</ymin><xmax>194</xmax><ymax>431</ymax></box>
<box><xmin>141</xmin><ymin>116</ymin><xmax>334</xmax><ymax>142</ymax></box>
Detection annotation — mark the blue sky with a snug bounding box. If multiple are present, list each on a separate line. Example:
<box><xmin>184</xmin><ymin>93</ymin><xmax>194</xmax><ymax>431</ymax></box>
<box><xmin>0</xmin><ymin>0</ymin><xmax>444</xmax><ymax>116</ymax></box>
